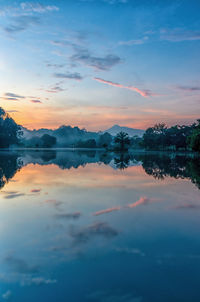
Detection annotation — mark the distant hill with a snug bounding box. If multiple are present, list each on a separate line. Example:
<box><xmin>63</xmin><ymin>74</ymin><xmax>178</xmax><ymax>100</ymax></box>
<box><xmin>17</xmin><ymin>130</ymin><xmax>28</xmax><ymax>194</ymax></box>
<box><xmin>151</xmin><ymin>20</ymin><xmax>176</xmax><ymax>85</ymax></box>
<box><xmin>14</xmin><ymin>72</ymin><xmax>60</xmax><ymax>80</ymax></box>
<box><xmin>103</xmin><ymin>125</ymin><xmax>145</xmax><ymax>137</ymax></box>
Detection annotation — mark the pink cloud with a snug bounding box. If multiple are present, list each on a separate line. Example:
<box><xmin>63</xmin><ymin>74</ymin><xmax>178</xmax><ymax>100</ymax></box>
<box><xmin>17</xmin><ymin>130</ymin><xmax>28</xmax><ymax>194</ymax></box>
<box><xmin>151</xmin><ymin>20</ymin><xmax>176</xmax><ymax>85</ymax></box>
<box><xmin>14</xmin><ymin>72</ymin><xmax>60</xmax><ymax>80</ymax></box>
<box><xmin>126</xmin><ymin>196</ymin><xmax>150</xmax><ymax>208</ymax></box>
<box><xmin>93</xmin><ymin>206</ymin><xmax>121</xmax><ymax>216</ymax></box>
<box><xmin>94</xmin><ymin>77</ymin><xmax>155</xmax><ymax>97</ymax></box>
<box><xmin>30</xmin><ymin>189</ymin><xmax>41</xmax><ymax>193</ymax></box>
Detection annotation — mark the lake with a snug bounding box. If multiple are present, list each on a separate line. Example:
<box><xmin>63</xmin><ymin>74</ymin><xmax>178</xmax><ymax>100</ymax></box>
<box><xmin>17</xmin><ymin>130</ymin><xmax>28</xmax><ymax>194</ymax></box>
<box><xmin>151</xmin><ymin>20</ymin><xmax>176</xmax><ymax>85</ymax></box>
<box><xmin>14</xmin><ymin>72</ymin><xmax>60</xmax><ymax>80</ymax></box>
<box><xmin>0</xmin><ymin>150</ymin><xmax>200</xmax><ymax>302</ymax></box>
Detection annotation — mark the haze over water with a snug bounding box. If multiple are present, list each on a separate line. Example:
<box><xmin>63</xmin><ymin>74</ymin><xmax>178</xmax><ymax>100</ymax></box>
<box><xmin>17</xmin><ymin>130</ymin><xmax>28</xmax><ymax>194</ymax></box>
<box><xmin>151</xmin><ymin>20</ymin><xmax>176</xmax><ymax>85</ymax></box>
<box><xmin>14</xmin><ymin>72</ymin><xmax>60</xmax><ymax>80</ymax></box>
<box><xmin>0</xmin><ymin>150</ymin><xmax>200</xmax><ymax>302</ymax></box>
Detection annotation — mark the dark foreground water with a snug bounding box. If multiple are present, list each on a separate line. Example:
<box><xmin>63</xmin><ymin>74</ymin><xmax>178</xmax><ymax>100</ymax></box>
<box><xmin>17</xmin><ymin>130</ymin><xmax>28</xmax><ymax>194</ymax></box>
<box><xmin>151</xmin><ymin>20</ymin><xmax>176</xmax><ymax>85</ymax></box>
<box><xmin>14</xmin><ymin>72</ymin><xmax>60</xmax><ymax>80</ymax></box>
<box><xmin>0</xmin><ymin>150</ymin><xmax>200</xmax><ymax>302</ymax></box>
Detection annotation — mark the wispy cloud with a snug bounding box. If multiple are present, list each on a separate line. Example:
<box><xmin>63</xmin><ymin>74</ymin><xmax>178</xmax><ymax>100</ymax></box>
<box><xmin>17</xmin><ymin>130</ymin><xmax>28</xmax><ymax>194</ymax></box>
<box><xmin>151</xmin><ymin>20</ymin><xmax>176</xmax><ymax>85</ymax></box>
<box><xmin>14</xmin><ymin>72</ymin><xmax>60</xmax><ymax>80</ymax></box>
<box><xmin>2</xmin><ymin>290</ymin><xmax>12</xmax><ymax>300</ymax></box>
<box><xmin>71</xmin><ymin>51</ymin><xmax>121</xmax><ymax>71</ymax></box>
<box><xmin>175</xmin><ymin>85</ymin><xmax>200</xmax><ymax>92</ymax></box>
<box><xmin>30</xmin><ymin>189</ymin><xmax>41</xmax><ymax>193</ymax></box>
<box><xmin>5</xmin><ymin>92</ymin><xmax>25</xmax><ymax>99</ymax></box>
<box><xmin>55</xmin><ymin>212</ymin><xmax>81</xmax><ymax>220</ymax></box>
<box><xmin>93</xmin><ymin>206</ymin><xmax>121</xmax><ymax>216</ymax></box>
<box><xmin>69</xmin><ymin>222</ymin><xmax>118</xmax><ymax>244</ymax></box>
<box><xmin>30</xmin><ymin>99</ymin><xmax>42</xmax><ymax>104</ymax></box>
<box><xmin>20</xmin><ymin>3</ymin><xmax>59</xmax><ymax>14</ymax></box>
<box><xmin>173</xmin><ymin>203</ymin><xmax>200</xmax><ymax>210</ymax></box>
<box><xmin>94</xmin><ymin>77</ymin><xmax>155</xmax><ymax>97</ymax></box>
<box><xmin>160</xmin><ymin>29</ymin><xmax>200</xmax><ymax>42</ymax></box>
<box><xmin>54</xmin><ymin>72</ymin><xmax>83</xmax><ymax>80</ymax></box>
<box><xmin>4</xmin><ymin>15</ymin><xmax>40</xmax><ymax>33</ymax></box>
<box><xmin>119</xmin><ymin>36</ymin><xmax>149</xmax><ymax>46</ymax></box>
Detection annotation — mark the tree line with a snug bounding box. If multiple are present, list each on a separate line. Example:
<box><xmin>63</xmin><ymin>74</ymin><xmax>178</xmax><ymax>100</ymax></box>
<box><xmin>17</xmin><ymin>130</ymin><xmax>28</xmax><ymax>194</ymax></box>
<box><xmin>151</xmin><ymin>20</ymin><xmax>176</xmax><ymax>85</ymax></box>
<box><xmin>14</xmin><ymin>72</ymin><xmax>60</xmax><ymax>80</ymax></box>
<box><xmin>0</xmin><ymin>107</ymin><xmax>199</xmax><ymax>152</ymax></box>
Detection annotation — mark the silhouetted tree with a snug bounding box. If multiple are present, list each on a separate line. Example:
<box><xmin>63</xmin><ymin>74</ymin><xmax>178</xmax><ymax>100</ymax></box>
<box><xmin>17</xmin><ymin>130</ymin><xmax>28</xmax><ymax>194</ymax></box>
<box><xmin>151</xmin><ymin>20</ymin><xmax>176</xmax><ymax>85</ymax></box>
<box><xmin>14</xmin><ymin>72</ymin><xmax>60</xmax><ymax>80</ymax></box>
<box><xmin>41</xmin><ymin>134</ymin><xmax>56</xmax><ymax>148</ymax></box>
<box><xmin>114</xmin><ymin>132</ymin><xmax>130</xmax><ymax>151</ymax></box>
<box><xmin>0</xmin><ymin>107</ymin><xmax>22</xmax><ymax>148</ymax></box>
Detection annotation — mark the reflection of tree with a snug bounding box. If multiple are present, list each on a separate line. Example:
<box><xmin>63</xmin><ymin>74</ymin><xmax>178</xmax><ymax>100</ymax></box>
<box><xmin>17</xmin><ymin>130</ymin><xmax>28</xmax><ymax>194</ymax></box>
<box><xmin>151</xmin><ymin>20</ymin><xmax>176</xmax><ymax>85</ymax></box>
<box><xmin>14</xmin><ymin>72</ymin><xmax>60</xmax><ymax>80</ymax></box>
<box><xmin>0</xmin><ymin>152</ymin><xmax>22</xmax><ymax>189</ymax></box>
<box><xmin>114</xmin><ymin>153</ymin><xmax>130</xmax><ymax>170</ymax></box>
<box><xmin>0</xmin><ymin>150</ymin><xmax>199</xmax><ymax>191</ymax></box>
<box><xmin>132</xmin><ymin>153</ymin><xmax>200</xmax><ymax>190</ymax></box>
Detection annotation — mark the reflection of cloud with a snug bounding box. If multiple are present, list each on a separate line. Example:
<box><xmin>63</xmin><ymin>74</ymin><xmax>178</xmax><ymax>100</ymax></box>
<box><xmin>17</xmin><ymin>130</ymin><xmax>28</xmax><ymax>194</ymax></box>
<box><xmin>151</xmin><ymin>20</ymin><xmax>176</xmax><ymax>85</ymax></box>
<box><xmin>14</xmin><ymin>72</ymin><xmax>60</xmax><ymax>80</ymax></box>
<box><xmin>69</xmin><ymin>222</ymin><xmax>118</xmax><ymax>244</ymax></box>
<box><xmin>45</xmin><ymin>199</ymin><xmax>63</xmax><ymax>208</ymax></box>
<box><xmin>92</xmin><ymin>196</ymin><xmax>159</xmax><ymax>217</ymax></box>
<box><xmin>126</xmin><ymin>196</ymin><xmax>150</xmax><ymax>208</ymax></box>
<box><xmin>87</xmin><ymin>290</ymin><xmax>142</xmax><ymax>302</ymax></box>
<box><xmin>173</xmin><ymin>204</ymin><xmax>200</xmax><ymax>210</ymax></box>
<box><xmin>115</xmin><ymin>247</ymin><xmax>145</xmax><ymax>257</ymax></box>
<box><xmin>94</xmin><ymin>77</ymin><xmax>155</xmax><ymax>97</ymax></box>
<box><xmin>5</xmin><ymin>255</ymin><xmax>39</xmax><ymax>274</ymax></box>
<box><xmin>21</xmin><ymin>277</ymin><xmax>57</xmax><ymax>286</ymax></box>
<box><xmin>55</xmin><ymin>212</ymin><xmax>81</xmax><ymax>219</ymax></box>
<box><xmin>2</xmin><ymin>290</ymin><xmax>12</xmax><ymax>300</ymax></box>
<box><xmin>93</xmin><ymin>206</ymin><xmax>121</xmax><ymax>216</ymax></box>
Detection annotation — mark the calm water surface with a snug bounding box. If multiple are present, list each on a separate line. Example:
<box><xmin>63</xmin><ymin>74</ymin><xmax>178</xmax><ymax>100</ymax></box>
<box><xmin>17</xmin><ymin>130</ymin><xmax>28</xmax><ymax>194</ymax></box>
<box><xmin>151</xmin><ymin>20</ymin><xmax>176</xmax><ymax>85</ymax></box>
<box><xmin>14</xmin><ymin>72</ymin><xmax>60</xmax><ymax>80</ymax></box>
<box><xmin>0</xmin><ymin>150</ymin><xmax>200</xmax><ymax>302</ymax></box>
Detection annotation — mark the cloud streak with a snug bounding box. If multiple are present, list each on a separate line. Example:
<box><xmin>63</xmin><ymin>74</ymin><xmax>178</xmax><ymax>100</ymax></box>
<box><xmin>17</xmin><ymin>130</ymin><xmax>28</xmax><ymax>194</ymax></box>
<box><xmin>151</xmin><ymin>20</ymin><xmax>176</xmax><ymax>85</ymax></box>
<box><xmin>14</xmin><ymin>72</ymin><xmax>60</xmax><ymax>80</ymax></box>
<box><xmin>94</xmin><ymin>77</ymin><xmax>155</xmax><ymax>97</ymax></box>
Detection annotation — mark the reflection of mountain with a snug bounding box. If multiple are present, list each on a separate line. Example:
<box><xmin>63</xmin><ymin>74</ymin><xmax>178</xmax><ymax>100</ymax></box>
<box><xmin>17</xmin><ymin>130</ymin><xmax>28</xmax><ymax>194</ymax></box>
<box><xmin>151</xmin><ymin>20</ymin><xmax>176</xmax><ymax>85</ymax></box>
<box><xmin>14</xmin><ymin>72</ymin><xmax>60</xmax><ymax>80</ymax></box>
<box><xmin>0</xmin><ymin>150</ymin><xmax>199</xmax><ymax>190</ymax></box>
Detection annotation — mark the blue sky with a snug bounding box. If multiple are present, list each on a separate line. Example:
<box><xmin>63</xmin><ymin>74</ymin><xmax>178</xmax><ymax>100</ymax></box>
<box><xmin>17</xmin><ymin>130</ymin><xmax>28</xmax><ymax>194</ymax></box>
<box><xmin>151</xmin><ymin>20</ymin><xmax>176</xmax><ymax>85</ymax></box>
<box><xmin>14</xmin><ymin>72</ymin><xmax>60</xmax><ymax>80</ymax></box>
<box><xmin>0</xmin><ymin>0</ymin><xmax>200</xmax><ymax>130</ymax></box>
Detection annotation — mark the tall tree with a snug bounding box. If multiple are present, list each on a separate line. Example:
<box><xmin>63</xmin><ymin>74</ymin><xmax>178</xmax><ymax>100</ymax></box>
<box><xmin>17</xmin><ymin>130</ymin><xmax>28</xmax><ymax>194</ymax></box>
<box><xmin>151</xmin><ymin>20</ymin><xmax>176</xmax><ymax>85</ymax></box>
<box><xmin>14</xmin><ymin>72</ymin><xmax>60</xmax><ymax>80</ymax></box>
<box><xmin>114</xmin><ymin>132</ymin><xmax>130</xmax><ymax>151</ymax></box>
<box><xmin>0</xmin><ymin>107</ymin><xmax>22</xmax><ymax>148</ymax></box>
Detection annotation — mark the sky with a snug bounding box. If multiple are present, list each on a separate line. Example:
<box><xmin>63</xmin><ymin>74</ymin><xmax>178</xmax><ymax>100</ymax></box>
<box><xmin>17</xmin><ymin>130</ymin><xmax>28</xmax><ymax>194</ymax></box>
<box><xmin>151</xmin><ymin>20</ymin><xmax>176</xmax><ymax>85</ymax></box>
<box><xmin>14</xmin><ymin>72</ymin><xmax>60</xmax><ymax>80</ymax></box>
<box><xmin>0</xmin><ymin>0</ymin><xmax>200</xmax><ymax>131</ymax></box>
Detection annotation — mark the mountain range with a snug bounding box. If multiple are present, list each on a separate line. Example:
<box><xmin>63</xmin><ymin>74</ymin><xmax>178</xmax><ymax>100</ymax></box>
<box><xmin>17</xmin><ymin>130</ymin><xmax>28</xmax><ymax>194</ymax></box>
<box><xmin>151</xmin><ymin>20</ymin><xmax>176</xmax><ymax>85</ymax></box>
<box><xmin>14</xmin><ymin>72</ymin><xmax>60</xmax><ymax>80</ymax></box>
<box><xmin>102</xmin><ymin>125</ymin><xmax>145</xmax><ymax>137</ymax></box>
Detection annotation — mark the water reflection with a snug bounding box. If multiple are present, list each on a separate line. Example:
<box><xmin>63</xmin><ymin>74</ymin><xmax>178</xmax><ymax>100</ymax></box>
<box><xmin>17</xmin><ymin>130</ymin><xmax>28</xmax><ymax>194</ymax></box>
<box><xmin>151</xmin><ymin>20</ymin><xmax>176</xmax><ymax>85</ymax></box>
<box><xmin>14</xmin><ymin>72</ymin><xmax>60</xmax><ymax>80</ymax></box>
<box><xmin>0</xmin><ymin>150</ymin><xmax>200</xmax><ymax>301</ymax></box>
<box><xmin>0</xmin><ymin>150</ymin><xmax>199</xmax><ymax>190</ymax></box>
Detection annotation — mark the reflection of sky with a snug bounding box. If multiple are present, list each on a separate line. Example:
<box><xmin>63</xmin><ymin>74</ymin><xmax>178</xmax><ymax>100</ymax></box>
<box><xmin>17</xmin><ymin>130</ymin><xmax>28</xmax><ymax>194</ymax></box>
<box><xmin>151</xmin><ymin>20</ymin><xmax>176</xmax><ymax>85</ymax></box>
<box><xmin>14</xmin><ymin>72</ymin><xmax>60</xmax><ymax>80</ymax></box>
<box><xmin>0</xmin><ymin>156</ymin><xmax>200</xmax><ymax>301</ymax></box>
<box><xmin>0</xmin><ymin>0</ymin><xmax>200</xmax><ymax>130</ymax></box>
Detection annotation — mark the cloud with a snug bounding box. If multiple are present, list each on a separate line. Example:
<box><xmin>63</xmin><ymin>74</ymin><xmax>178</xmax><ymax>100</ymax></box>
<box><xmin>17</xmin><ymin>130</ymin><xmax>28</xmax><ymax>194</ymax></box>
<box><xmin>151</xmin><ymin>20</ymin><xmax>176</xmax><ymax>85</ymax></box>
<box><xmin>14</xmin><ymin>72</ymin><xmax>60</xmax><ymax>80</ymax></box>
<box><xmin>6</xmin><ymin>110</ymin><xmax>19</xmax><ymax>113</ymax></box>
<box><xmin>3</xmin><ymin>193</ymin><xmax>25</xmax><ymax>199</ymax></box>
<box><xmin>55</xmin><ymin>212</ymin><xmax>81</xmax><ymax>220</ymax></box>
<box><xmin>119</xmin><ymin>36</ymin><xmax>149</xmax><ymax>46</ymax></box>
<box><xmin>80</xmin><ymin>0</ymin><xmax>128</xmax><ymax>4</ymax></box>
<box><xmin>93</xmin><ymin>206</ymin><xmax>121</xmax><ymax>216</ymax></box>
<box><xmin>71</xmin><ymin>51</ymin><xmax>121</xmax><ymax>71</ymax></box>
<box><xmin>46</xmin><ymin>63</ymin><xmax>65</xmax><ymax>68</ymax></box>
<box><xmin>30</xmin><ymin>99</ymin><xmax>42</xmax><ymax>103</ymax></box>
<box><xmin>4</xmin><ymin>15</ymin><xmax>40</xmax><ymax>33</ymax></box>
<box><xmin>175</xmin><ymin>85</ymin><xmax>200</xmax><ymax>92</ymax></box>
<box><xmin>94</xmin><ymin>77</ymin><xmax>155</xmax><ymax>97</ymax></box>
<box><xmin>20</xmin><ymin>3</ymin><xmax>59</xmax><ymax>13</ymax></box>
<box><xmin>30</xmin><ymin>189</ymin><xmax>41</xmax><ymax>193</ymax></box>
<box><xmin>54</xmin><ymin>72</ymin><xmax>83</xmax><ymax>80</ymax></box>
<box><xmin>69</xmin><ymin>222</ymin><xmax>118</xmax><ymax>244</ymax></box>
<box><xmin>2</xmin><ymin>290</ymin><xmax>12</xmax><ymax>300</ymax></box>
<box><xmin>160</xmin><ymin>29</ymin><xmax>200</xmax><ymax>42</ymax></box>
<box><xmin>5</xmin><ymin>92</ymin><xmax>25</xmax><ymax>99</ymax></box>
<box><xmin>0</xmin><ymin>97</ymin><xmax>19</xmax><ymax>101</ymax></box>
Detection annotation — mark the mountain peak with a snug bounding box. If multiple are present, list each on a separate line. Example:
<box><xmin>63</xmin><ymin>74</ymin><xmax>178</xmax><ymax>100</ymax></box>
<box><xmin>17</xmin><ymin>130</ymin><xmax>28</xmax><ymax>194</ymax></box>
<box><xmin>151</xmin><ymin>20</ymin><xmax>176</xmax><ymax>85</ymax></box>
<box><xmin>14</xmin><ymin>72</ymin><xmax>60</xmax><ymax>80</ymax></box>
<box><xmin>103</xmin><ymin>125</ymin><xmax>145</xmax><ymax>137</ymax></box>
